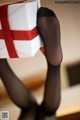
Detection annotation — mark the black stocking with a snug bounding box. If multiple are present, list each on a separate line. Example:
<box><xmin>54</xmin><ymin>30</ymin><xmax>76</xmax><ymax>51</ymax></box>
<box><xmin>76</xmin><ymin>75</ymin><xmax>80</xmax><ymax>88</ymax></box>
<box><xmin>0</xmin><ymin>59</ymin><xmax>37</xmax><ymax>110</ymax></box>
<box><xmin>37</xmin><ymin>7</ymin><xmax>62</xmax><ymax>66</ymax></box>
<box><xmin>37</xmin><ymin>7</ymin><xmax>63</xmax><ymax>120</ymax></box>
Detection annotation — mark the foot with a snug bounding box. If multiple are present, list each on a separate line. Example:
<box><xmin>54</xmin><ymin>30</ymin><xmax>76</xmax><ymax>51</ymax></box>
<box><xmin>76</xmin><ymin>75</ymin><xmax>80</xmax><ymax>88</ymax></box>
<box><xmin>37</xmin><ymin>7</ymin><xmax>63</xmax><ymax>66</ymax></box>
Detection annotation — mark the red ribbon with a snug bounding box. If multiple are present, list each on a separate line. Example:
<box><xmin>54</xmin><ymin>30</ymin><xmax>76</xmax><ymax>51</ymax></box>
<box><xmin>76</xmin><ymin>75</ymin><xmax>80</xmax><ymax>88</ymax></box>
<box><xmin>0</xmin><ymin>5</ymin><xmax>19</xmax><ymax>58</ymax></box>
<box><xmin>0</xmin><ymin>27</ymin><xmax>39</xmax><ymax>40</ymax></box>
<box><xmin>0</xmin><ymin>4</ymin><xmax>39</xmax><ymax>58</ymax></box>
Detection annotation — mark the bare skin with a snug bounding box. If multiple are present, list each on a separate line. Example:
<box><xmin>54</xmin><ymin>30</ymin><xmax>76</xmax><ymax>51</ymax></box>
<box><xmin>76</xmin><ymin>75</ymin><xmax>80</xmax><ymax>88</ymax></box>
<box><xmin>0</xmin><ymin>7</ymin><xmax>62</xmax><ymax>120</ymax></box>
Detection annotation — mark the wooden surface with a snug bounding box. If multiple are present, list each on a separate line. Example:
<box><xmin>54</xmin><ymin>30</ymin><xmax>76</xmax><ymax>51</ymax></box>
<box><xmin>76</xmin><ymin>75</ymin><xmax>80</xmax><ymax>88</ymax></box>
<box><xmin>57</xmin><ymin>112</ymin><xmax>80</xmax><ymax>120</ymax></box>
<box><xmin>57</xmin><ymin>84</ymin><xmax>80</xmax><ymax>117</ymax></box>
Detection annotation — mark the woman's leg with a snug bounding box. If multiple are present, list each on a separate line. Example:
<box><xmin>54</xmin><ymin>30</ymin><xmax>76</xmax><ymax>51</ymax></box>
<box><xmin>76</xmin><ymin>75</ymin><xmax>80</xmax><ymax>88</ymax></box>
<box><xmin>37</xmin><ymin>7</ymin><xmax>63</xmax><ymax>119</ymax></box>
<box><xmin>0</xmin><ymin>59</ymin><xmax>37</xmax><ymax>110</ymax></box>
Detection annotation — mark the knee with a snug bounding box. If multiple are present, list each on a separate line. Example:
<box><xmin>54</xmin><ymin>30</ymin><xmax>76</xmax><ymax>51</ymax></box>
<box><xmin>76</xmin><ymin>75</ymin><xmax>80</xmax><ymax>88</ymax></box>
<box><xmin>41</xmin><ymin>100</ymin><xmax>60</xmax><ymax>116</ymax></box>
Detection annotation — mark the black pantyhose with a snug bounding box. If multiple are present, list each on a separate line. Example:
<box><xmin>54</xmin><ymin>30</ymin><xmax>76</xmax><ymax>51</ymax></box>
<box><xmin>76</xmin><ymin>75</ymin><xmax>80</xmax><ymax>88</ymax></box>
<box><xmin>37</xmin><ymin>7</ymin><xmax>63</xmax><ymax>66</ymax></box>
<box><xmin>0</xmin><ymin>59</ymin><xmax>37</xmax><ymax>110</ymax></box>
<box><xmin>0</xmin><ymin>7</ymin><xmax>62</xmax><ymax>120</ymax></box>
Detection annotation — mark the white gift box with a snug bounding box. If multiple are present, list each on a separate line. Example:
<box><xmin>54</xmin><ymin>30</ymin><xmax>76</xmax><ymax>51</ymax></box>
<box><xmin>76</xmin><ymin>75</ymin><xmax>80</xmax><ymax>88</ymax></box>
<box><xmin>0</xmin><ymin>0</ymin><xmax>43</xmax><ymax>58</ymax></box>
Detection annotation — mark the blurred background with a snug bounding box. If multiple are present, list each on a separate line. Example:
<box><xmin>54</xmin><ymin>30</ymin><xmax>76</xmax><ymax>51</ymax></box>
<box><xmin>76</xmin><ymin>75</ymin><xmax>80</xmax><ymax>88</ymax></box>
<box><xmin>0</xmin><ymin>0</ymin><xmax>80</xmax><ymax>120</ymax></box>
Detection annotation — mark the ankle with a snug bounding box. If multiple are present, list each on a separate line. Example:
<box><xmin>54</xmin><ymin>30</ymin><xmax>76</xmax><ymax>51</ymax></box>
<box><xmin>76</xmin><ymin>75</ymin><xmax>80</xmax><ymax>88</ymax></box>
<box><xmin>45</xmin><ymin>51</ymin><xmax>63</xmax><ymax>66</ymax></box>
<box><xmin>0</xmin><ymin>59</ymin><xmax>9</xmax><ymax>75</ymax></box>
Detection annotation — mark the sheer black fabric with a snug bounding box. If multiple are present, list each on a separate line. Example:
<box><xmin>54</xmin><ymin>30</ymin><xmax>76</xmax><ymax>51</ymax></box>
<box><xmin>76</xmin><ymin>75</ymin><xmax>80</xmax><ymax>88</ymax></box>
<box><xmin>0</xmin><ymin>59</ymin><xmax>38</xmax><ymax>110</ymax></box>
<box><xmin>0</xmin><ymin>7</ymin><xmax>62</xmax><ymax>120</ymax></box>
<box><xmin>37</xmin><ymin>7</ymin><xmax>63</xmax><ymax>66</ymax></box>
<box><xmin>37</xmin><ymin>7</ymin><xmax>62</xmax><ymax>117</ymax></box>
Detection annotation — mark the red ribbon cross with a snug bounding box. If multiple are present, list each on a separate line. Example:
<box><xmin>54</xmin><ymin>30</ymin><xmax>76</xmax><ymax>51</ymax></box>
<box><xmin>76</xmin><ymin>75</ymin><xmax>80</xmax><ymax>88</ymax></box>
<box><xmin>0</xmin><ymin>5</ymin><xmax>39</xmax><ymax>58</ymax></box>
